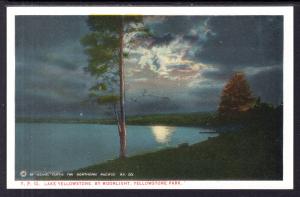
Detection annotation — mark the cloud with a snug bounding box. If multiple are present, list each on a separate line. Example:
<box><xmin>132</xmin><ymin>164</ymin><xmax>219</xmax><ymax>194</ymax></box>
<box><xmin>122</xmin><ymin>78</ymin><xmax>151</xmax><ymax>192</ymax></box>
<box><xmin>200</xmin><ymin>66</ymin><xmax>232</xmax><ymax>81</ymax></box>
<box><xmin>122</xmin><ymin>15</ymin><xmax>283</xmax><ymax>113</ymax></box>
<box><xmin>149</xmin><ymin>33</ymin><xmax>176</xmax><ymax>47</ymax></box>
<box><xmin>128</xmin><ymin>36</ymin><xmax>208</xmax><ymax>82</ymax></box>
<box><xmin>147</xmin><ymin>16</ymin><xmax>209</xmax><ymax>36</ymax></box>
<box><xmin>126</xmin><ymin>98</ymin><xmax>179</xmax><ymax>115</ymax></box>
<box><xmin>194</xmin><ymin>16</ymin><xmax>283</xmax><ymax>68</ymax></box>
<box><xmin>16</xmin><ymin>16</ymin><xmax>88</xmax><ymax>48</ymax></box>
<box><xmin>15</xmin><ymin>16</ymin><xmax>94</xmax><ymax>117</ymax></box>
<box><xmin>248</xmin><ymin>67</ymin><xmax>283</xmax><ymax>105</ymax></box>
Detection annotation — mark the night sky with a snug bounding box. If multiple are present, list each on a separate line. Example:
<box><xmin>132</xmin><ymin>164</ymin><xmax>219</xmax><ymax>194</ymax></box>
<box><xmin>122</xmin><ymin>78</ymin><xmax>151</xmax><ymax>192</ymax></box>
<box><xmin>15</xmin><ymin>15</ymin><xmax>283</xmax><ymax>118</ymax></box>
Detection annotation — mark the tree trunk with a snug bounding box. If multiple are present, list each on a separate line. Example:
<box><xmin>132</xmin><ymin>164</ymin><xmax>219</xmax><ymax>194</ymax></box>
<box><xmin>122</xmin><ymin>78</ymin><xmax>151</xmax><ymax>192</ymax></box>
<box><xmin>113</xmin><ymin>104</ymin><xmax>121</xmax><ymax>135</ymax></box>
<box><xmin>118</xmin><ymin>16</ymin><xmax>126</xmax><ymax>158</ymax></box>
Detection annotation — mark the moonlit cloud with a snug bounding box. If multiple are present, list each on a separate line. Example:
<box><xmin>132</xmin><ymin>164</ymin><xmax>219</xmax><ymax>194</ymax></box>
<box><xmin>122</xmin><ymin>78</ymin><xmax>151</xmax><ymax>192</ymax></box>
<box><xmin>126</xmin><ymin>36</ymin><xmax>208</xmax><ymax>83</ymax></box>
<box><xmin>242</xmin><ymin>65</ymin><xmax>279</xmax><ymax>76</ymax></box>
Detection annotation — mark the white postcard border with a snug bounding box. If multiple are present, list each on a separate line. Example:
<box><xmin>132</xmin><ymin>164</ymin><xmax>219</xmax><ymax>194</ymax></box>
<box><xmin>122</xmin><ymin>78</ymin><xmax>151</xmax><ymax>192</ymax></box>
<box><xmin>7</xmin><ymin>6</ymin><xmax>294</xmax><ymax>189</ymax></box>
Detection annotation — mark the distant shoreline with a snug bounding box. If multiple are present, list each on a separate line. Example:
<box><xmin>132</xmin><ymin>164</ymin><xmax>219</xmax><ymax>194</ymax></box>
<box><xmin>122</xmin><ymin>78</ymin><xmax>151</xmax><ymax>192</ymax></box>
<box><xmin>16</xmin><ymin>117</ymin><xmax>116</xmax><ymax>125</ymax></box>
<box><xmin>16</xmin><ymin>112</ymin><xmax>216</xmax><ymax>128</ymax></box>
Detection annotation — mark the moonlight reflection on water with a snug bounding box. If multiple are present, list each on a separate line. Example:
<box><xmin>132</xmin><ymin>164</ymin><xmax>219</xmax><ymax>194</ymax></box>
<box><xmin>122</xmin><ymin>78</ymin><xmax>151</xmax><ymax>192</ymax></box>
<box><xmin>150</xmin><ymin>126</ymin><xmax>175</xmax><ymax>144</ymax></box>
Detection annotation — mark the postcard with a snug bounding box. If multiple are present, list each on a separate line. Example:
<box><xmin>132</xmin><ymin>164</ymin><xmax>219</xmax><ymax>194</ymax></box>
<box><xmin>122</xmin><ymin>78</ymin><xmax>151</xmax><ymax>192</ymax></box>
<box><xmin>6</xmin><ymin>6</ymin><xmax>294</xmax><ymax>189</ymax></box>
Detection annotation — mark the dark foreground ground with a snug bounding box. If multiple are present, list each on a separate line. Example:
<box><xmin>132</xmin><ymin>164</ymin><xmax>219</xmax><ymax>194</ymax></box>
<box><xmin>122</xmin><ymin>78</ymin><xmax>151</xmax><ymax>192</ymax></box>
<box><xmin>73</xmin><ymin>126</ymin><xmax>281</xmax><ymax>180</ymax></box>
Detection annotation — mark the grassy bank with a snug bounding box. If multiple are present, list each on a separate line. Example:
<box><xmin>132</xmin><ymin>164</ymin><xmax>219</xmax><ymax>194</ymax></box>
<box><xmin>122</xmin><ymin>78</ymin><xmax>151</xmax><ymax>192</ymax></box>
<box><xmin>72</xmin><ymin>127</ymin><xmax>281</xmax><ymax>180</ymax></box>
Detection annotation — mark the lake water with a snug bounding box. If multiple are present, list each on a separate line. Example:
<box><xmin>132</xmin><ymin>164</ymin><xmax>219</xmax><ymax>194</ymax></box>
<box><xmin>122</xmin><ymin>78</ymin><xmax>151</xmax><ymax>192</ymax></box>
<box><xmin>15</xmin><ymin>123</ymin><xmax>217</xmax><ymax>175</ymax></box>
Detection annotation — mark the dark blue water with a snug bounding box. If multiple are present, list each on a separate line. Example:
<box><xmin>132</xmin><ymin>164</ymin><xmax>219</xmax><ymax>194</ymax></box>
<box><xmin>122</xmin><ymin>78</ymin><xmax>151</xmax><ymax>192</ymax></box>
<box><xmin>16</xmin><ymin>123</ymin><xmax>217</xmax><ymax>174</ymax></box>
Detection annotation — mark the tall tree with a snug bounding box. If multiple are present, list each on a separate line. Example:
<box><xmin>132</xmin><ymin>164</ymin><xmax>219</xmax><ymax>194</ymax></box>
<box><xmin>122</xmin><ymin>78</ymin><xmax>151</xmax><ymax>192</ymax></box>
<box><xmin>81</xmin><ymin>15</ymin><xmax>148</xmax><ymax>158</ymax></box>
<box><xmin>218</xmin><ymin>72</ymin><xmax>255</xmax><ymax>115</ymax></box>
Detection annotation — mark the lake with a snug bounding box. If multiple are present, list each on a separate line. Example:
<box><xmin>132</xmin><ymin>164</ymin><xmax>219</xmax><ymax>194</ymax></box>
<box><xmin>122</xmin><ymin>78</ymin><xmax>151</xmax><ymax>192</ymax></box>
<box><xmin>15</xmin><ymin>123</ymin><xmax>217</xmax><ymax>176</ymax></box>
